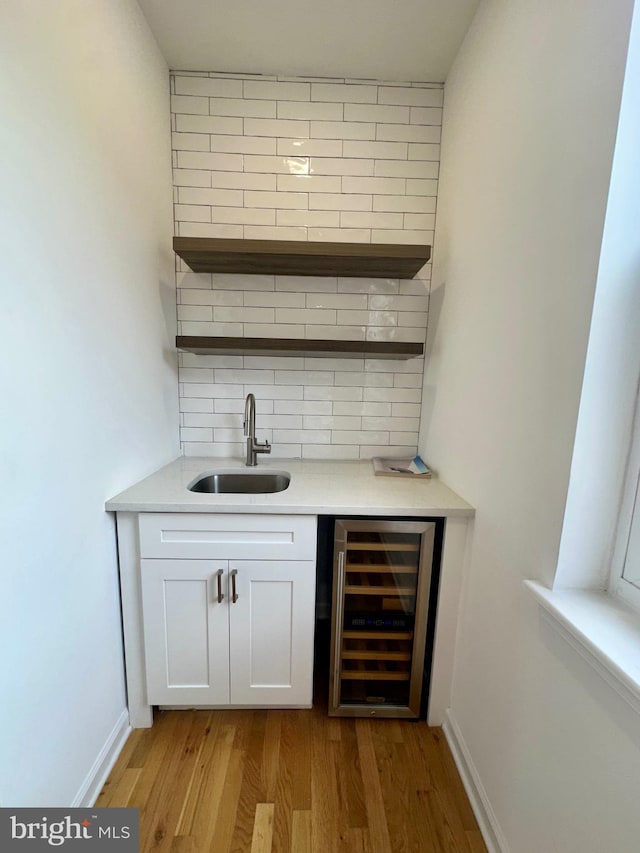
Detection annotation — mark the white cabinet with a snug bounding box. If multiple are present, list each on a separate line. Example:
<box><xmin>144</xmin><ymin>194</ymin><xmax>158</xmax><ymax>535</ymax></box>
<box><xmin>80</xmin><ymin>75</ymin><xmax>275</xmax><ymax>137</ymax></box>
<box><xmin>138</xmin><ymin>514</ymin><xmax>317</xmax><ymax>709</ymax></box>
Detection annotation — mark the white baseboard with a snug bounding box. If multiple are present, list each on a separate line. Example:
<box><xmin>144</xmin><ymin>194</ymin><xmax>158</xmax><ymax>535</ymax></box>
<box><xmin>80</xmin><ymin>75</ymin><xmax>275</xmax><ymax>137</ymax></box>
<box><xmin>442</xmin><ymin>710</ymin><xmax>510</xmax><ymax>853</ymax></box>
<box><xmin>72</xmin><ymin>709</ymin><xmax>131</xmax><ymax>807</ymax></box>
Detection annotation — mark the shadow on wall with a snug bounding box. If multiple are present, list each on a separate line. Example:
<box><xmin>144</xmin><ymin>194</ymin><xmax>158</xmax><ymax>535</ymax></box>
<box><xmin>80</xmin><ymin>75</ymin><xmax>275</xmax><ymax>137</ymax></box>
<box><xmin>419</xmin><ymin>276</ymin><xmax>446</xmax><ymax>452</ymax></box>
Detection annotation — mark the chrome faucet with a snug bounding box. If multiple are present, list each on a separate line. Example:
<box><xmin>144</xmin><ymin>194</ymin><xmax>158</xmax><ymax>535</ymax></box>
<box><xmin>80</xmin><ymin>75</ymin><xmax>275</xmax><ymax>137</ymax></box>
<box><xmin>243</xmin><ymin>393</ymin><xmax>271</xmax><ymax>466</ymax></box>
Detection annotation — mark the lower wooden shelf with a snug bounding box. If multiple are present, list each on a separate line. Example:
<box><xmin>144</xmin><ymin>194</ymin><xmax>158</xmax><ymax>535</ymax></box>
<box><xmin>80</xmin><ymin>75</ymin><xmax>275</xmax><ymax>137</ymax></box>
<box><xmin>176</xmin><ymin>335</ymin><xmax>424</xmax><ymax>359</ymax></box>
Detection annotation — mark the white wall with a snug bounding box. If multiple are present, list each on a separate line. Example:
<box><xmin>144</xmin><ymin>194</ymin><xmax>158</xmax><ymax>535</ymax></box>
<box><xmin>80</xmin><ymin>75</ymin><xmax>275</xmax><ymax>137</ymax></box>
<box><xmin>0</xmin><ymin>1</ymin><xmax>177</xmax><ymax>805</ymax></box>
<box><xmin>419</xmin><ymin>0</ymin><xmax>640</xmax><ymax>850</ymax></box>
<box><xmin>171</xmin><ymin>74</ymin><xmax>439</xmax><ymax>459</ymax></box>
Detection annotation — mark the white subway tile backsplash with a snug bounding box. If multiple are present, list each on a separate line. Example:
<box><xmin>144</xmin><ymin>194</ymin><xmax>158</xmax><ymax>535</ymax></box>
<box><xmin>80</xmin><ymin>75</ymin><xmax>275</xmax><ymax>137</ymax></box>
<box><xmin>212</xmin><ymin>207</ymin><xmax>275</xmax><ymax>225</ymax></box>
<box><xmin>243</xmin><ymin>323</ymin><xmax>306</xmax><ymax>338</ymax></box>
<box><xmin>309</xmin><ymin>158</ymin><xmax>374</xmax><ymax>176</ymax></box>
<box><xmin>273</xmin><ymin>429</ymin><xmax>331</xmax><ymax>444</ymax></box>
<box><xmin>177</xmin><ymin>223</ymin><xmax>243</xmax><ymax>238</ymax></box>
<box><xmin>301</xmin><ymin>445</ymin><xmax>360</xmax><ymax>460</ymax></box>
<box><xmin>215</xmin><ymin>368</ymin><xmax>276</xmax><ymax>384</ymax></box>
<box><xmin>173</xmin><ymin>168</ymin><xmax>212</xmax><ymax>187</ymax></box>
<box><xmin>243</xmin><ymin>225</ymin><xmax>307</xmax><ymax>240</ymax></box>
<box><xmin>311</xmin><ymin>121</ymin><xmax>376</xmax><ymax>140</ymax></box>
<box><xmin>408</xmin><ymin>143</ymin><xmax>440</xmax><ymax>161</ymax></box>
<box><xmin>175</xmin><ymin>76</ymin><xmax>243</xmax><ymax>98</ymax></box>
<box><xmin>243</xmin><ymin>291</ymin><xmax>306</xmax><ymax>309</ymax></box>
<box><xmin>177</xmin><ymin>151</ymin><xmax>243</xmax><ymax>171</ymax></box>
<box><xmin>278</xmin><ymin>100</ymin><xmax>343</xmax><ymax>121</ymax></box>
<box><xmin>171</xmin><ymin>94</ymin><xmax>209</xmax><ymax>115</ymax></box>
<box><xmin>172</xmin><ymin>72</ymin><xmax>441</xmax><ymax>458</ymax></box>
<box><xmin>309</xmin><ymin>194</ymin><xmax>372</xmax><ymax>211</ymax></box>
<box><xmin>214</xmin><ymin>306</ymin><xmax>275</xmax><ymax>323</ymax></box>
<box><xmin>180</xmin><ymin>367</ymin><xmax>214</xmax><ymax>383</ymax></box>
<box><xmin>277</xmin><ymin>174</ymin><xmax>342</xmax><ymax>194</ymax></box>
<box><xmin>210</xmin><ymin>135</ymin><xmax>276</xmax><ymax>155</ymax></box>
<box><xmin>180</xmin><ymin>289</ymin><xmax>243</xmax><ymax>306</ymax></box>
<box><xmin>362</xmin><ymin>416</ymin><xmax>420</xmax><ymax>432</ymax></box>
<box><xmin>406</xmin><ymin>179</ymin><xmax>439</xmax><ymax>196</ymax></box>
<box><xmin>172</xmin><ymin>132</ymin><xmax>210</xmax><ymax>151</ymax></box>
<box><xmin>342</xmin><ymin>176</ymin><xmax>405</xmax><ymax>195</ymax></box>
<box><xmin>275</xmin><ymin>370</ymin><xmax>334</xmax><ymax>385</ymax></box>
<box><xmin>311</xmin><ymin>83</ymin><xmax>377</xmax><ymax>103</ymax></box>
<box><xmin>277</xmin><ymin>138</ymin><xmax>343</xmax><ymax>157</ymax></box>
<box><xmin>273</xmin><ymin>400</ymin><xmax>332</xmax><ymax>415</ymax></box>
<box><xmin>374</xmin><ymin>160</ymin><xmax>439</xmax><ymax>179</ymax></box>
<box><xmin>245</xmin><ymin>117</ymin><xmax>310</xmax><ymax>138</ymax></box>
<box><xmin>377</xmin><ymin>127</ymin><xmax>440</xmax><ymax>147</ymax></box>
<box><xmin>307</xmin><ymin>228</ymin><xmax>371</xmax><ymax>243</ymax></box>
<box><xmin>180</xmin><ymin>427</ymin><xmax>213</xmax><ymax>442</ymax></box>
<box><xmin>305</xmin><ymin>293</ymin><xmax>367</xmax><ymax>310</ymax></box>
<box><xmin>175</xmin><ymin>114</ymin><xmax>243</xmax><ymax>135</ymax></box>
<box><xmin>245</xmin><ymin>191</ymin><xmax>307</xmax><ymax>209</ymax></box>
<box><xmin>175</xmin><ymin>204</ymin><xmax>210</xmax><ymax>222</ymax></box>
<box><xmin>340</xmin><ymin>211</ymin><xmax>403</xmax><ymax>229</ymax></box>
<box><xmin>181</xmin><ymin>397</ymin><xmax>215</xmax><ymax>413</ymax></box>
<box><xmin>404</xmin><ymin>213</ymin><xmax>436</xmax><ymax>230</ymax></box>
<box><xmin>209</xmin><ymin>97</ymin><xmax>276</xmax><ymax>118</ymax></box>
<box><xmin>410</xmin><ymin>107</ymin><xmax>443</xmax><ymax>125</ymax></box>
<box><xmin>276</xmin><ymin>307</ymin><xmax>336</xmax><ymax>324</ymax></box>
<box><xmin>344</xmin><ymin>103</ymin><xmax>410</xmax><ymax>124</ymax></box>
<box><xmin>373</xmin><ymin>195</ymin><xmax>436</xmax><ymax>213</ymax></box>
<box><xmin>304</xmin><ymin>385</ymin><xmax>364</xmax><ymax>402</ymax></box>
<box><xmin>178</xmin><ymin>305</ymin><xmax>213</xmax><ymax>322</ymax></box>
<box><xmin>244</xmin><ymin>155</ymin><xmax>309</xmax><ymax>175</ymax></box>
<box><xmin>276</xmin><ymin>209</ymin><xmax>340</xmax><ymax>228</ymax></box>
<box><xmin>214</xmin><ymin>273</ymin><xmax>275</xmax><ymax>291</ymax></box>
<box><xmin>176</xmin><ymin>272</ymin><xmax>213</xmax><ymax>289</ymax></box>
<box><xmin>178</xmin><ymin>187</ymin><xmax>243</xmax><ymax>206</ymax></box>
<box><xmin>334</xmin><ymin>401</ymin><xmax>391</xmax><ymax>416</ymax></box>
<box><xmin>244</xmin><ymin>80</ymin><xmax>311</xmax><ymax>101</ymax></box>
<box><xmin>209</xmin><ymin>171</ymin><xmax>276</xmax><ymax>190</ymax></box>
<box><xmin>360</xmin><ymin>444</ymin><xmax>417</xmax><ymax>459</ymax></box>
<box><xmin>276</xmin><ymin>276</ymin><xmax>337</xmax><ymax>293</ymax></box>
<box><xmin>378</xmin><ymin>86</ymin><xmax>443</xmax><ymax>107</ymax></box>
<box><xmin>363</xmin><ymin>387</ymin><xmax>421</xmax><ymax>403</ymax></box>
<box><xmin>332</xmin><ymin>430</ymin><xmax>389</xmax><ymax>445</ymax></box>
<box><xmin>305</xmin><ymin>324</ymin><xmax>366</xmax><ymax>340</ymax></box>
<box><xmin>341</xmin><ymin>140</ymin><xmax>408</xmax><ymax>160</ymax></box>
<box><xmin>371</xmin><ymin>229</ymin><xmax>432</xmax><ymax>244</ymax></box>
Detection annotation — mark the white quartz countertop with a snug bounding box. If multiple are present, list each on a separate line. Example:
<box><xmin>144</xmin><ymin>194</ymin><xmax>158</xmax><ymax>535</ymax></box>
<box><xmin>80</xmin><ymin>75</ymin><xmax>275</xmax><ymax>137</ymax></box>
<box><xmin>106</xmin><ymin>456</ymin><xmax>474</xmax><ymax>517</ymax></box>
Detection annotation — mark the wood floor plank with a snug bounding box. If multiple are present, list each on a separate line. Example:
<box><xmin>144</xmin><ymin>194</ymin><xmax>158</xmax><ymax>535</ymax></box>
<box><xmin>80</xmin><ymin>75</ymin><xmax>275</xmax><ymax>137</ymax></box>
<box><xmin>250</xmin><ymin>803</ymin><xmax>274</xmax><ymax>853</ymax></box>
<box><xmin>355</xmin><ymin>719</ymin><xmax>393</xmax><ymax>853</ymax></box>
<box><xmin>100</xmin><ymin>706</ymin><xmax>487</xmax><ymax>853</ymax></box>
<box><xmin>290</xmin><ymin>810</ymin><xmax>311</xmax><ymax>853</ymax></box>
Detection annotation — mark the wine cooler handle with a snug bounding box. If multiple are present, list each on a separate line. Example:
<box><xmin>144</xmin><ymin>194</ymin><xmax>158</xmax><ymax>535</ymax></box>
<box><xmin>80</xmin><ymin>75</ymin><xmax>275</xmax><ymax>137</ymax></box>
<box><xmin>215</xmin><ymin>569</ymin><xmax>224</xmax><ymax>604</ymax></box>
<box><xmin>231</xmin><ymin>568</ymin><xmax>238</xmax><ymax>603</ymax></box>
<box><xmin>332</xmin><ymin>550</ymin><xmax>346</xmax><ymax>708</ymax></box>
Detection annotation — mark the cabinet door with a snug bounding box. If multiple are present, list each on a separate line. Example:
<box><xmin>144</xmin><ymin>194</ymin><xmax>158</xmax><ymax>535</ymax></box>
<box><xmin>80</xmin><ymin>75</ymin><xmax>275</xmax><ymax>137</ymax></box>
<box><xmin>229</xmin><ymin>560</ymin><xmax>316</xmax><ymax>706</ymax></box>
<box><xmin>141</xmin><ymin>559</ymin><xmax>230</xmax><ymax>705</ymax></box>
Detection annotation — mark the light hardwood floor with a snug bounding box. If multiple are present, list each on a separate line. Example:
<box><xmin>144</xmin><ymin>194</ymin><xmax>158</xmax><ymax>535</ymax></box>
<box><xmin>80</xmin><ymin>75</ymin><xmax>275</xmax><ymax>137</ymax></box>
<box><xmin>97</xmin><ymin>699</ymin><xmax>487</xmax><ymax>852</ymax></box>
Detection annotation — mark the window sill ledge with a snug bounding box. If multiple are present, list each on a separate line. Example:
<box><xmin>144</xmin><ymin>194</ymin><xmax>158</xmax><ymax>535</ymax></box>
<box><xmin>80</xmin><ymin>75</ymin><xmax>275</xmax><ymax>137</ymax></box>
<box><xmin>524</xmin><ymin>580</ymin><xmax>640</xmax><ymax>715</ymax></box>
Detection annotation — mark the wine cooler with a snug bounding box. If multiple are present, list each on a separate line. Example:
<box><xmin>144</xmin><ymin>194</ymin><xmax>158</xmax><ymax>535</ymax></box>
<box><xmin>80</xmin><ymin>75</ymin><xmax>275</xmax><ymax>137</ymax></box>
<box><xmin>329</xmin><ymin>518</ymin><xmax>439</xmax><ymax>718</ymax></box>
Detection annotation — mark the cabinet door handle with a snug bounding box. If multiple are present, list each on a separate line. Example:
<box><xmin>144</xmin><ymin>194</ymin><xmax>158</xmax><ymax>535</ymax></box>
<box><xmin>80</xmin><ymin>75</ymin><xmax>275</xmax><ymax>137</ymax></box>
<box><xmin>333</xmin><ymin>550</ymin><xmax>345</xmax><ymax>708</ymax></box>
<box><xmin>231</xmin><ymin>568</ymin><xmax>238</xmax><ymax>603</ymax></box>
<box><xmin>215</xmin><ymin>569</ymin><xmax>224</xmax><ymax>604</ymax></box>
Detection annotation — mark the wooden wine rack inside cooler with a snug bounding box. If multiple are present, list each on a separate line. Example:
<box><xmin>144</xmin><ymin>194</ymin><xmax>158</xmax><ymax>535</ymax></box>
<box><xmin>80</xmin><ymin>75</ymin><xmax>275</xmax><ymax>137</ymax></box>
<box><xmin>329</xmin><ymin>519</ymin><xmax>436</xmax><ymax>718</ymax></box>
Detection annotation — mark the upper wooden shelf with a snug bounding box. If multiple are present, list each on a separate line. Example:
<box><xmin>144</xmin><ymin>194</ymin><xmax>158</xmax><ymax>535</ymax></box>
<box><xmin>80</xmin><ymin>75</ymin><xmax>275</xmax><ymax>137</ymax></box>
<box><xmin>173</xmin><ymin>237</ymin><xmax>431</xmax><ymax>279</ymax></box>
<box><xmin>177</xmin><ymin>336</ymin><xmax>424</xmax><ymax>360</ymax></box>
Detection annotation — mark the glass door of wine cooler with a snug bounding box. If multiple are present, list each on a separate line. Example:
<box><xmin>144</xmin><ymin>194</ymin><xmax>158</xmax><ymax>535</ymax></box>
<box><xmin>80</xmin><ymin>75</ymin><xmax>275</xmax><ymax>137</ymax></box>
<box><xmin>329</xmin><ymin>519</ymin><xmax>436</xmax><ymax>718</ymax></box>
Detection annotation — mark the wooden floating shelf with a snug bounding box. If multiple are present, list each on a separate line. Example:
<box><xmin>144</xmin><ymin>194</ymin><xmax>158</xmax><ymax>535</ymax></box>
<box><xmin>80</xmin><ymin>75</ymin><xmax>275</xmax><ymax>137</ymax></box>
<box><xmin>176</xmin><ymin>336</ymin><xmax>423</xmax><ymax>360</ymax></box>
<box><xmin>173</xmin><ymin>237</ymin><xmax>430</xmax><ymax>279</ymax></box>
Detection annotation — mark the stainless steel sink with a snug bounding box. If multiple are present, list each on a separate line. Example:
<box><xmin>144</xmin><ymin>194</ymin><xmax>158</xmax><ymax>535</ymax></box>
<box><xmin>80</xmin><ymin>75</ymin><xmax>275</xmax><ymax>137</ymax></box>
<box><xmin>187</xmin><ymin>470</ymin><xmax>291</xmax><ymax>494</ymax></box>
